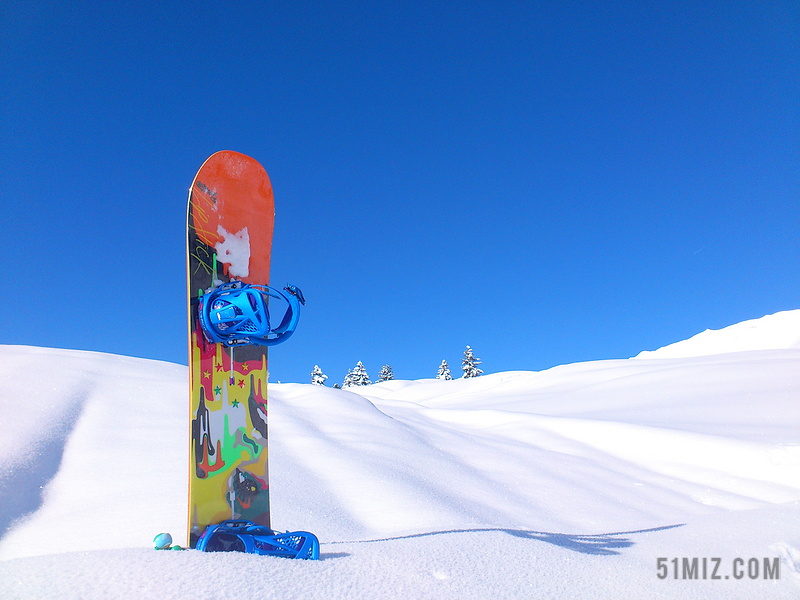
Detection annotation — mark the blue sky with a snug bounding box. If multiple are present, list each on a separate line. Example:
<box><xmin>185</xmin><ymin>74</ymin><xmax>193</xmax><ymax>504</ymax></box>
<box><xmin>2</xmin><ymin>1</ymin><xmax>797</xmax><ymax>384</ymax></box>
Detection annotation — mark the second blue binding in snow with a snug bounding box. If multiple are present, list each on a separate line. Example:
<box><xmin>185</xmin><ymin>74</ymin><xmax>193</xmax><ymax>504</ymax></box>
<box><xmin>196</xmin><ymin>519</ymin><xmax>320</xmax><ymax>560</ymax></box>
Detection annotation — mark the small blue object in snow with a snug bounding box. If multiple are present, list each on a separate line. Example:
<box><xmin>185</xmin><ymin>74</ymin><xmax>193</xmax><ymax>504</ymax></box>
<box><xmin>196</xmin><ymin>519</ymin><xmax>320</xmax><ymax>560</ymax></box>
<box><xmin>199</xmin><ymin>281</ymin><xmax>303</xmax><ymax>347</ymax></box>
<box><xmin>153</xmin><ymin>532</ymin><xmax>184</xmax><ymax>550</ymax></box>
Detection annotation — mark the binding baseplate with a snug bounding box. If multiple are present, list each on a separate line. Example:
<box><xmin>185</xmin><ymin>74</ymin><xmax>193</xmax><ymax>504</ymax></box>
<box><xmin>196</xmin><ymin>519</ymin><xmax>320</xmax><ymax>559</ymax></box>
<box><xmin>198</xmin><ymin>281</ymin><xmax>304</xmax><ymax>347</ymax></box>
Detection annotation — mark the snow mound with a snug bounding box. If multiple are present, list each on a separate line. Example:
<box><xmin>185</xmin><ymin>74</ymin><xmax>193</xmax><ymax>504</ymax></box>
<box><xmin>1</xmin><ymin>332</ymin><xmax>800</xmax><ymax>599</ymax></box>
<box><xmin>634</xmin><ymin>309</ymin><xmax>800</xmax><ymax>359</ymax></box>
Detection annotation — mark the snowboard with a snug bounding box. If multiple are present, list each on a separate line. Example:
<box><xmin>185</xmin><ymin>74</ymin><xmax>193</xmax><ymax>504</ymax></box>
<box><xmin>186</xmin><ymin>151</ymin><xmax>275</xmax><ymax>548</ymax></box>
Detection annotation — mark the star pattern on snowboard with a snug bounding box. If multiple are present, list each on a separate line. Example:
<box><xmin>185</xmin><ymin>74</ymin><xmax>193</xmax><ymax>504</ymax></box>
<box><xmin>214</xmin><ymin>385</ymin><xmax>222</xmax><ymax>396</ymax></box>
<box><xmin>231</xmin><ymin>399</ymin><xmax>240</xmax><ymax>408</ymax></box>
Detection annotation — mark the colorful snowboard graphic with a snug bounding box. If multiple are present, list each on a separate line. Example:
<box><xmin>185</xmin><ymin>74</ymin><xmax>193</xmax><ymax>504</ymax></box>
<box><xmin>187</xmin><ymin>151</ymin><xmax>275</xmax><ymax>548</ymax></box>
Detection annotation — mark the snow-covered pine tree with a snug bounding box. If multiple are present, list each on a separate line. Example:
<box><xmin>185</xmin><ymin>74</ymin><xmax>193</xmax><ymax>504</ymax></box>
<box><xmin>461</xmin><ymin>346</ymin><xmax>483</xmax><ymax>378</ymax></box>
<box><xmin>378</xmin><ymin>364</ymin><xmax>394</xmax><ymax>382</ymax></box>
<box><xmin>352</xmin><ymin>361</ymin><xmax>371</xmax><ymax>385</ymax></box>
<box><xmin>436</xmin><ymin>359</ymin><xmax>452</xmax><ymax>380</ymax></box>
<box><xmin>344</xmin><ymin>361</ymin><xmax>371</xmax><ymax>387</ymax></box>
<box><xmin>310</xmin><ymin>365</ymin><xmax>328</xmax><ymax>385</ymax></box>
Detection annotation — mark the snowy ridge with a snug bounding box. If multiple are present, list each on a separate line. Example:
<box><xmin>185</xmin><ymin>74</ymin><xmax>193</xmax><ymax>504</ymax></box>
<box><xmin>634</xmin><ymin>309</ymin><xmax>800</xmax><ymax>359</ymax></box>
<box><xmin>0</xmin><ymin>347</ymin><xmax>187</xmax><ymax>557</ymax></box>
<box><xmin>1</xmin><ymin>311</ymin><xmax>800</xmax><ymax>598</ymax></box>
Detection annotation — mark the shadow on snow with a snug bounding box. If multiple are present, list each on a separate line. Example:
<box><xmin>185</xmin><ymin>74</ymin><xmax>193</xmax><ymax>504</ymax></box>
<box><xmin>326</xmin><ymin>524</ymin><xmax>685</xmax><ymax>556</ymax></box>
<box><xmin>0</xmin><ymin>388</ymin><xmax>90</xmax><ymax>541</ymax></box>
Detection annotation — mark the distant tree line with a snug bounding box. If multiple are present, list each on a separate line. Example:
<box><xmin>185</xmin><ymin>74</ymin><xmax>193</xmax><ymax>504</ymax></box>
<box><xmin>311</xmin><ymin>346</ymin><xmax>482</xmax><ymax>387</ymax></box>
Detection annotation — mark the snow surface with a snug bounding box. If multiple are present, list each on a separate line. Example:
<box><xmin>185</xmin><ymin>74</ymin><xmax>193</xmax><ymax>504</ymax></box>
<box><xmin>634</xmin><ymin>310</ymin><xmax>800</xmax><ymax>359</ymax></box>
<box><xmin>1</xmin><ymin>311</ymin><xmax>800</xmax><ymax>598</ymax></box>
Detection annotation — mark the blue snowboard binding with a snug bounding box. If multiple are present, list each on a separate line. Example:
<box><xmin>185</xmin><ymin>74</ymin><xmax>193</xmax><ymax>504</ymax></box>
<box><xmin>199</xmin><ymin>281</ymin><xmax>304</xmax><ymax>347</ymax></box>
<box><xmin>196</xmin><ymin>519</ymin><xmax>320</xmax><ymax>560</ymax></box>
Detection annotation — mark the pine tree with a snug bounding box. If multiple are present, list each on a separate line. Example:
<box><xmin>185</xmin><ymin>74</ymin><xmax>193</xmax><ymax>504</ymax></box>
<box><xmin>378</xmin><ymin>364</ymin><xmax>394</xmax><ymax>382</ymax></box>
<box><xmin>310</xmin><ymin>365</ymin><xmax>328</xmax><ymax>385</ymax></box>
<box><xmin>461</xmin><ymin>346</ymin><xmax>483</xmax><ymax>378</ymax></box>
<box><xmin>436</xmin><ymin>359</ymin><xmax>452</xmax><ymax>380</ymax></box>
<box><xmin>352</xmin><ymin>361</ymin><xmax>371</xmax><ymax>386</ymax></box>
<box><xmin>343</xmin><ymin>361</ymin><xmax>371</xmax><ymax>387</ymax></box>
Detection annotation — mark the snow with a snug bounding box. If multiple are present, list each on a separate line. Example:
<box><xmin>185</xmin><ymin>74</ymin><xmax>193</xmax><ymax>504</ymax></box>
<box><xmin>634</xmin><ymin>309</ymin><xmax>800</xmax><ymax>359</ymax></box>
<box><xmin>2</xmin><ymin>311</ymin><xmax>800</xmax><ymax>598</ymax></box>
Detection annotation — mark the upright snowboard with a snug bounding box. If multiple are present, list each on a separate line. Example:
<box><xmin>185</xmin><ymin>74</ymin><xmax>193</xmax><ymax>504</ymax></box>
<box><xmin>186</xmin><ymin>151</ymin><xmax>275</xmax><ymax>548</ymax></box>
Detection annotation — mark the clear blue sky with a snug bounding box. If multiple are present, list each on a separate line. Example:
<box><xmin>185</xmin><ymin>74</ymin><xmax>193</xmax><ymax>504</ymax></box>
<box><xmin>2</xmin><ymin>1</ymin><xmax>798</xmax><ymax>384</ymax></box>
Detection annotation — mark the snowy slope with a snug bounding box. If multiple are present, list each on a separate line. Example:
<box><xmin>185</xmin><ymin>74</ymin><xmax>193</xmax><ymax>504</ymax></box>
<box><xmin>1</xmin><ymin>311</ymin><xmax>800</xmax><ymax>598</ymax></box>
<box><xmin>635</xmin><ymin>310</ymin><xmax>800</xmax><ymax>359</ymax></box>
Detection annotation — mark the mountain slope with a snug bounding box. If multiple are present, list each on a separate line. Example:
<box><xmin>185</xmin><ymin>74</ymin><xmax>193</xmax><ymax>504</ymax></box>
<box><xmin>1</xmin><ymin>311</ymin><xmax>799</xmax><ymax>598</ymax></box>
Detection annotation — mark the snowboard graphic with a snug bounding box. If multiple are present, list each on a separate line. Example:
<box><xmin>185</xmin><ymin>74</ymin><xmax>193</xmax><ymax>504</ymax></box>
<box><xmin>186</xmin><ymin>151</ymin><xmax>275</xmax><ymax>548</ymax></box>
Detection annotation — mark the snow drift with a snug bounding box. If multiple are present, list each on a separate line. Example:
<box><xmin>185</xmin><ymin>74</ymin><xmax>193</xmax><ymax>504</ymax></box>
<box><xmin>634</xmin><ymin>309</ymin><xmax>800</xmax><ymax>359</ymax></box>
<box><xmin>1</xmin><ymin>311</ymin><xmax>800</xmax><ymax>599</ymax></box>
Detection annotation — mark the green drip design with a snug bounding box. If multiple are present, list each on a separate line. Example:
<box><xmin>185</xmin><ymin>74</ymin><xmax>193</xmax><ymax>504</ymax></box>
<box><xmin>241</xmin><ymin>433</ymin><xmax>260</xmax><ymax>456</ymax></box>
<box><xmin>221</xmin><ymin>415</ymin><xmax>249</xmax><ymax>466</ymax></box>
